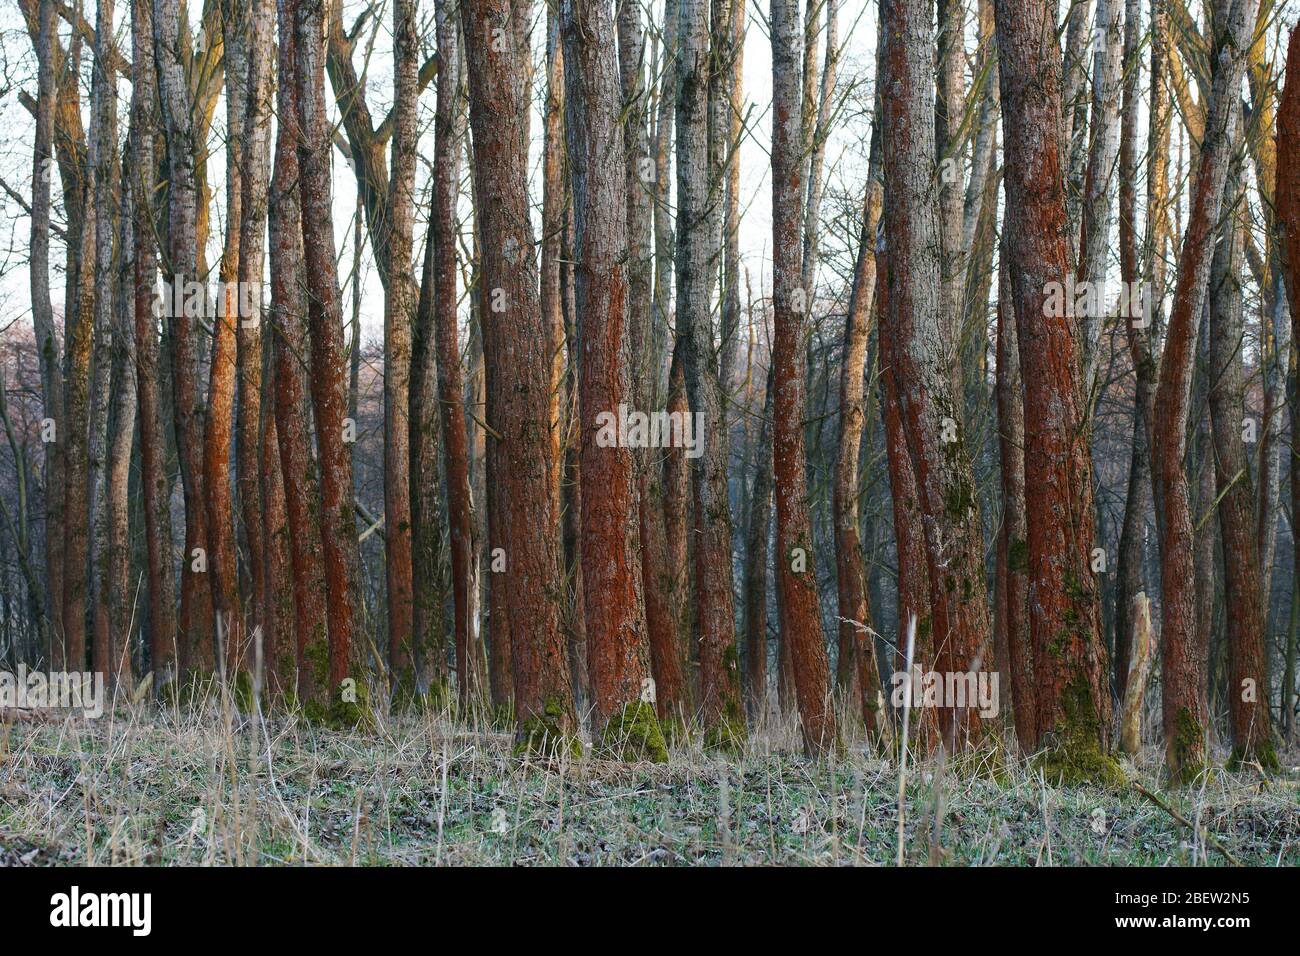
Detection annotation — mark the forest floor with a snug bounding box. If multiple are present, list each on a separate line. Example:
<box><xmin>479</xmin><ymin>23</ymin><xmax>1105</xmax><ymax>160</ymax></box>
<box><xmin>0</xmin><ymin>695</ymin><xmax>1297</xmax><ymax>866</ymax></box>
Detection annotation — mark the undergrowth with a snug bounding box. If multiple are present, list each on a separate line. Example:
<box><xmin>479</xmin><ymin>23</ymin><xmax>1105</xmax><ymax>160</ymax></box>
<box><xmin>0</xmin><ymin>688</ymin><xmax>1295</xmax><ymax>866</ymax></box>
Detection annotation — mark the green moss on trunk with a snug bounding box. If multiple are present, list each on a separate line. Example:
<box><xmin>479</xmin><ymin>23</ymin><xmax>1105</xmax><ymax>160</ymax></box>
<box><xmin>1227</xmin><ymin>738</ymin><xmax>1280</xmax><ymax>774</ymax></box>
<box><xmin>514</xmin><ymin>697</ymin><xmax>581</xmax><ymax>759</ymax></box>
<box><xmin>704</xmin><ymin>691</ymin><xmax>747</xmax><ymax>754</ymax></box>
<box><xmin>303</xmin><ymin>681</ymin><xmax>372</xmax><ymax>730</ymax></box>
<box><xmin>1166</xmin><ymin>706</ymin><xmax>1209</xmax><ymax>786</ymax></box>
<box><xmin>1033</xmin><ymin>676</ymin><xmax>1125</xmax><ymax>787</ymax></box>
<box><xmin>598</xmin><ymin>700</ymin><xmax>669</xmax><ymax>762</ymax></box>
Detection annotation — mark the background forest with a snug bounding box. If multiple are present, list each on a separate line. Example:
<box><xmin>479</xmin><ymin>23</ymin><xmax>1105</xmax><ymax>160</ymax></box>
<box><xmin>0</xmin><ymin>0</ymin><xmax>1297</xmax><ymax>866</ymax></box>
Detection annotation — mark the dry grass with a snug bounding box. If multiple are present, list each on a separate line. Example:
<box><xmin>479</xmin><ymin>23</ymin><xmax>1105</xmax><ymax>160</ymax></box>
<box><xmin>1</xmin><ymin>689</ymin><xmax>1296</xmax><ymax>866</ymax></box>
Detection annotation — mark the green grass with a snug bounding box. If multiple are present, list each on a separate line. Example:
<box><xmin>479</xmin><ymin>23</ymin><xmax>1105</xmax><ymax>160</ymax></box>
<box><xmin>0</xmin><ymin>693</ymin><xmax>1296</xmax><ymax>866</ymax></box>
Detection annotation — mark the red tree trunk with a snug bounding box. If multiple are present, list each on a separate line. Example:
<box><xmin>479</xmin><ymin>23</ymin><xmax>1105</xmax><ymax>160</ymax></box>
<box><xmin>462</xmin><ymin>0</ymin><xmax>575</xmax><ymax>751</ymax></box>
<box><xmin>881</xmin><ymin>0</ymin><xmax>991</xmax><ymax>749</ymax></box>
<box><xmin>1150</xmin><ymin>0</ymin><xmax>1258</xmax><ymax>783</ymax></box>
<box><xmin>993</xmin><ymin>0</ymin><xmax>1114</xmax><ymax>779</ymax></box>
<box><xmin>771</xmin><ymin>0</ymin><xmax>836</xmax><ymax>755</ymax></box>
<box><xmin>290</xmin><ymin>0</ymin><xmax>363</xmax><ymax>717</ymax></box>
<box><xmin>562</xmin><ymin>0</ymin><xmax>664</xmax><ymax>759</ymax></box>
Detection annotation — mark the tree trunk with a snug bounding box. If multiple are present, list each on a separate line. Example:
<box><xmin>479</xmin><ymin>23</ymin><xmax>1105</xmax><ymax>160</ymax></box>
<box><xmin>771</xmin><ymin>0</ymin><xmax>836</xmax><ymax>756</ymax></box>
<box><xmin>994</xmin><ymin>0</ymin><xmax>1114</xmax><ymax>779</ymax></box>
<box><xmin>621</xmin><ymin>0</ymin><xmax>687</xmax><ymax>732</ymax></box>
<box><xmin>1151</xmin><ymin>0</ymin><xmax>1258</xmax><ymax>783</ymax></box>
<box><xmin>935</xmin><ymin>0</ymin><xmax>965</xmax><ymax>350</ymax></box>
<box><xmin>742</xmin><ymin>364</ymin><xmax>774</xmax><ymax>720</ymax></box>
<box><xmin>834</xmin><ymin>176</ymin><xmax>886</xmax><ymax>738</ymax></box>
<box><xmin>1077</xmin><ymin>0</ymin><xmax>1125</xmax><ymax>400</ymax></box>
<box><xmin>882</xmin><ymin>0</ymin><xmax>991</xmax><ymax>750</ymax></box>
<box><xmin>87</xmin><ymin>0</ymin><xmax>119</xmax><ymax>684</ymax></box>
<box><xmin>561</xmin><ymin>0</ymin><xmax>664</xmax><ymax>759</ymax></box>
<box><xmin>290</xmin><ymin>0</ymin><xmax>364</xmax><ymax>718</ymax></box>
<box><xmin>1119</xmin><ymin>592</ymin><xmax>1152</xmax><ymax>754</ymax></box>
<box><xmin>418</xmin><ymin>0</ymin><xmax>476</xmax><ymax>706</ymax></box>
<box><xmin>155</xmin><ymin>0</ymin><xmax>214</xmax><ymax>680</ymax></box>
<box><xmin>130</xmin><ymin>0</ymin><xmax>177</xmax><ymax>693</ymax></box>
<box><xmin>106</xmin><ymin>165</ymin><xmax>135</xmax><ymax>691</ymax></box>
<box><xmin>1207</xmin><ymin>169</ymin><xmax>1278</xmax><ymax>770</ymax></box>
<box><xmin>662</xmin><ymin>354</ymin><xmax>694</xmax><ymax>705</ymax></box>
<box><xmin>1277</xmin><ymin>21</ymin><xmax>1300</xmax><ymax>744</ymax></box>
<box><xmin>876</xmin><ymin>251</ymin><xmax>938</xmax><ymax>750</ymax></box>
<box><xmin>30</xmin><ymin>0</ymin><xmax>63</xmax><ymax>666</ymax></box>
<box><xmin>462</xmin><ymin>0</ymin><xmax>575</xmax><ymax>751</ymax></box>
<box><xmin>676</xmin><ymin>0</ymin><xmax>743</xmax><ymax>747</ymax></box>
<box><xmin>1113</xmin><ymin>0</ymin><xmax>1148</xmax><ymax>699</ymax></box>
<box><xmin>380</xmin><ymin>0</ymin><xmax>418</xmax><ymax>693</ymax></box>
<box><xmin>237</xmin><ymin>0</ymin><xmax>277</xmax><ymax>695</ymax></box>
<box><xmin>205</xmin><ymin>2</ymin><xmax>247</xmax><ymax>683</ymax></box>
<box><xmin>269</xmin><ymin>0</ymin><xmax>328</xmax><ymax>710</ymax></box>
<box><xmin>995</xmin><ymin>253</ymin><xmax>1036</xmax><ymax>751</ymax></box>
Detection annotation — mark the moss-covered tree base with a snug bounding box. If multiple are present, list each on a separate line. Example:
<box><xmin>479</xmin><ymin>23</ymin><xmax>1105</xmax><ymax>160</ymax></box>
<box><xmin>700</xmin><ymin>691</ymin><xmax>747</xmax><ymax>754</ymax></box>
<box><xmin>160</xmin><ymin>671</ymin><xmax>218</xmax><ymax>709</ymax></box>
<box><xmin>1227</xmin><ymin>739</ymin><xmax>1281</xmax><ymax>774</ymax></box>
<box><xmin>303</xmin><ymin>683</ymin><xmax>373</xmax><ymax>731</ymax></box>
<box><xmin>1166</xmin><ymin>706</ymin><xmax>1210</xmax><ymax>787</ymax></box>
<box><xmin>1033</xmin><ymin>676</ymin><xmax>1125</xmax><ymax>788</ymax></box>
<box><xmin>703</xmin><ymin>717</ymin><xmax>746</xmax><ymax>754</ymax></box>
<box><xmin>513</xmin><ymin>698</ymin><xmax>581</xmax><ymax>759</ymax></box>
<box><xmin>597</xmin><ymin>701</ymin><xmax>669</xmax><ymax>762</ymax></box>
<box><xmin>227</xmin><ymin>670</ymin><xmax>256</xmax><ymax>713</ymax></box>
<box><xmin>1034</xmin><ymin>740</ymin><xmax>1126</xmax><ymax>788</ymax></box>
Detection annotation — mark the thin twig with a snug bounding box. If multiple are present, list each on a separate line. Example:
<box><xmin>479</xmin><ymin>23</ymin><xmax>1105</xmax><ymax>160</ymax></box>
<box><xmin>1134</xmin><ymin>782</ymin><xmax>1241</xmax><ymax>866</ymax></box>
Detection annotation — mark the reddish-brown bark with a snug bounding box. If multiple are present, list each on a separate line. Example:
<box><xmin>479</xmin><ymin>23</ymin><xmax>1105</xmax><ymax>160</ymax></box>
<box><xmin>1207</xmin><ymin>175</ymin><xmax>1277</xmax><ymax>769</ymax></box>
<box><xmin>994</xmin><ymin>0</ymin><xmax>1111</xmax><ymax>773</ymax></box>
<box><xmin>875</xmin><ymin>250</ymin><xmax>938</xmax><ymax>751</ymax></box>
<box><xmin>1150</xmin><ymin>0</ymin><xmax>1258</xmax><ymax>782</ymax></box>
<box><xmin>462</xmin><ymin>0</ymin><xmax>574</xmax><ymax>747</ymax></box>
<box><xmin>562</xmin><ymin>0</ymin><xmax>660</xmax><ymax>753</ymax></box>
<box><xmin>268</xmin><ymin>0</ymin><xmax>328</xmax><ymax>710</ymax></box>
<box><xmin>290</xmin><ymin>0</ymin><xmax>363</xmax><ymax>707</ymax></box>
<box><xmin>771</xmin><ymin>0</ymin><xmax>835</xmax><ymax>755</ymax></box>
<box><xmin>1283</xmin><ymin>26</ymin><xmax>1300</xmax><ymax>318</ymax></box>
<box><xmin>155</xmin><ymin>0</ymin><xmax>214</xmax><ymax>680</ymax></box>
<box><xmin>881</xmin><ymin>0</ymin><xmax>990</xmax><ymax>749</ymax></box>
<box><xmin>418</xmin><ymin>0</ymin><xmax>477</xmax><ymax>705</ymax></box>
<box><xmin>205</xmin><ymin>4</ymin><xmax>247</xmax><ymax>681</ymax></box>
<box><xmin>1278</xmin><ymin>23</ymin><xmax>1300</xmax><ymax>747</ymax></box>
<box><xmin>620</xmin><ymin>0</ymin><xmax>683</xmax><ymax>734</ymax></box>
<box><xmin>677</xmin><ymin>0</ymin><xmax>743</xmax><ymax>744</ymax></box>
